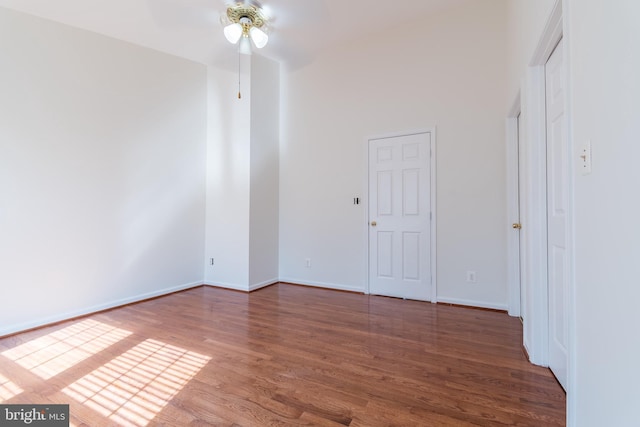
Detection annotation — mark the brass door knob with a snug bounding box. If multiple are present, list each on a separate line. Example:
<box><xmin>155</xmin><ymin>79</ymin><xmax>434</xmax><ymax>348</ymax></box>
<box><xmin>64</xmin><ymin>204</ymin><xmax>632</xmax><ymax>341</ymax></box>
<box><xmin>370</xmin><ymin>221</ymin><xmax>377</xmax><ymax>227</ymax></box>
<box><xmin>512</xmin><ymin>223</ymin><xmax>522</xmax><ymax>230</ymax></box>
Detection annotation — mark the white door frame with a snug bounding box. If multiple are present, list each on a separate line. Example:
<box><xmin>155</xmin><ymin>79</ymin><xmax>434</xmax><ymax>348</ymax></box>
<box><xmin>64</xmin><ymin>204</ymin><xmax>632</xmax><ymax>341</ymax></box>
<box><xmin>522</xmin><ymin>0</ymin><xmax>565</xmax><ymax>368</ymax></box>
<box><xmin>364</xmin><ymin>128</ymin><xmax>437</xmax><ymax>303</ymax></box>
<box><xmin>506</xmin><ymin>93</ymin><xmax>523</xmax><ymax>318</ymax></box>
<box><xmin>520</xmin><ymin>2</ymin><xmax>576</xmax><ymax>409</ymax></box>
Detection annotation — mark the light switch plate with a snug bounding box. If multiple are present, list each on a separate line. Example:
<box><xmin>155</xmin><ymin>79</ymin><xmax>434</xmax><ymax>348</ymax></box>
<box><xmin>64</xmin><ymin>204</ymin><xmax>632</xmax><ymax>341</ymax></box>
<box><xmin>580</xmin><ymin>142</ymin><xmax>592</xmax><ymax>175</ymax></box>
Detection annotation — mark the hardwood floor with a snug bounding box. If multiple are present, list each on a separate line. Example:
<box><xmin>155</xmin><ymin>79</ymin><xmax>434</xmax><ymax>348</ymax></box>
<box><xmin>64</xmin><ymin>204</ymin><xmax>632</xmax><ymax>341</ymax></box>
<box><xmin>0</xmin><ymin>284</ymin><xmax>565</xmax><ymax>426</ymax></box>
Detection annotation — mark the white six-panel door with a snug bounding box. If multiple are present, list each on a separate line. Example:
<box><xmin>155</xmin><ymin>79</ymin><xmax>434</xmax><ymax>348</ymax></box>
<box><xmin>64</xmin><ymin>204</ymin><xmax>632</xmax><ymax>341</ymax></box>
<box><xmin>368</xmin><ymin>133</ymin><xmax>432</xmax><ymax>301</ymax></box>
<box><xmin>546</xmin><ymin>40</ymin><xmax>568</xmax><ymax>391</ymax></box>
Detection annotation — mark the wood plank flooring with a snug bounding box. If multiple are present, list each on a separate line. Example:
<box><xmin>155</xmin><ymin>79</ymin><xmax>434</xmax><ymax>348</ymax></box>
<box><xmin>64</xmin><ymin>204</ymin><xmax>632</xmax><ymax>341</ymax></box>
<box><xmin>0</xmin><ymin>284</ymin><xmax>565</xmax><ymax>426</ymax></box>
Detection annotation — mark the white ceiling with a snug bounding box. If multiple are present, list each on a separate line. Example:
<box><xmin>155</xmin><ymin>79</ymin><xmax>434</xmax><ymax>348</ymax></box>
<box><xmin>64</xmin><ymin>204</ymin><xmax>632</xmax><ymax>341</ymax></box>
<box><xmin>0</xmin><ymin>0</ymin><xmax>472</xmax><ymax>69</ymax></box>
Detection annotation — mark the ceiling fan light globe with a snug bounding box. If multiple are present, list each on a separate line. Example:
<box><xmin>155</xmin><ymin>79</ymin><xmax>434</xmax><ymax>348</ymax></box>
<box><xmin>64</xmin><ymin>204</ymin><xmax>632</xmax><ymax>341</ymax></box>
<box><xmin>249</xmin><ymin>27</ymin><xmax>268</xmax><ymax>48</ymax></box>
<box><xmin>239</xmin><ymin>36</ymin><xmax>252</xmax><ymax>55</ymax></box>
<box><xmin>224</xmin><ymin>23</ymin><xmax>243</xmax><ymax>44</ymax></box>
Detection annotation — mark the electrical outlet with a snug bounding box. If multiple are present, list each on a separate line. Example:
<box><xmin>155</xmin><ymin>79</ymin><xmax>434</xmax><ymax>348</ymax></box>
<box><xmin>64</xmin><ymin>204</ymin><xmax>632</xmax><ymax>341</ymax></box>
<box><xmin>466</xmin><ymin>271</ymin><xmax>477</xmax><ymax>283</ymax></box>
<box><xmin>305</xmin><ymin>258</ymin><xmax>311</xmax><ymax>268</ymax></box>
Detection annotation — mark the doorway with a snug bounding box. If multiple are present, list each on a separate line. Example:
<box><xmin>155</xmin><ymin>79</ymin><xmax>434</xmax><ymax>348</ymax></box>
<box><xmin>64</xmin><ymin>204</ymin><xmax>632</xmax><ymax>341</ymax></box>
<box><xmin>546</xmin><ymin>38</ymin><xmax>569</xmax><ymax>391</ymax></box>
<box><xmin>507</xmin><ymin>99</ymin><xmax>524</xmax><ymax>320</ymax></box>
<box><xmin>367</xmin><ymin>131</ymin><xmax>436</xmax><ymax>302</ymax></box>
<box><xmin>517</xmin><ymin>0</ymin><xmax>571</xmax><ymax>395</ymax></box>
<box><xmin>517</xmin><ymin>113</ymin><xmax>524</xmax><ymax>321</ymax></box>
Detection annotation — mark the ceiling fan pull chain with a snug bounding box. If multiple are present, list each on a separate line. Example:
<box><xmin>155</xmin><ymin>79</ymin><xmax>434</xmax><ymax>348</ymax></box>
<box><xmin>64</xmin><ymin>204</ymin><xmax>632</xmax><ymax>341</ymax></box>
<box><xmin>238</xmin><ymin>49</ymin><xmax>242</xmax><ymax>99</ymax></box>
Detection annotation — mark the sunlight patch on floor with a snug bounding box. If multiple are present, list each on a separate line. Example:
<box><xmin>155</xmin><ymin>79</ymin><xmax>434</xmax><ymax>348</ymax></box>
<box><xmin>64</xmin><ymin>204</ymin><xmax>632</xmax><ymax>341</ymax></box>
<box><xmin>1</xmin><ymin>319</ymin><xmax>132</xmax><ymax>380</ymax></box>
<box><xmin>62</xmin><ymin>339</ymin><xmax>210</xmax><ymax>427</ymax></box>
<box><xmin>0</xmin><ymin>372</ymin><xmax>23</xmax><ymax>402</ymax></box>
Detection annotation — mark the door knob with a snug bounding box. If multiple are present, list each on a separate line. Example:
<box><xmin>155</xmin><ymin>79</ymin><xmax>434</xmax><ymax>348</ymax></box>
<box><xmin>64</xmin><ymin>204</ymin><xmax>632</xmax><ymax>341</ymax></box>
<box><xmin>512</xmin><ymin>223</ymin><xmax>522</xmax><ymax>230</ymax></box>
<box><xmin>370</xmin><ymin>221</ymin><xmax>377</xmax><ymax>227</ymax></box>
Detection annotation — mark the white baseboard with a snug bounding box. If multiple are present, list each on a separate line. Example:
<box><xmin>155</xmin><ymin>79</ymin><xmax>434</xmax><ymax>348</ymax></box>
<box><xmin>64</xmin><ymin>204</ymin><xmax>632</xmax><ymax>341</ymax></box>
<box><xmin>203</xmin><ymin>279</ymin><xmax>279</xmax><ymax>293</ymax></box>
<box><xmin>278</xmin><ymin>278</ymin><xmax>365</xmax><ymax>294</ymax></box>
<box><xmin>203</xmin><ymin>281</ymin><xmax>249</xmax><ymax>292</ymax></box>
<box><xmin>203</xmin><ymin>279</ymin><xmax>283</xmax><ymax>293</ymax></box>
<box><xmin>0</xmin><ymin>281</ymin><xmax>203</xmax><ymax>337</ymax></box>
<box><xmin>436</xmin><ymin>296</ymin><xmax>508</xmax><ymax>311</ymax></box>
<box><xmin>249</xmin><ymin>279</ymin><xmax>279</xmax><ymax>292</ymax></box>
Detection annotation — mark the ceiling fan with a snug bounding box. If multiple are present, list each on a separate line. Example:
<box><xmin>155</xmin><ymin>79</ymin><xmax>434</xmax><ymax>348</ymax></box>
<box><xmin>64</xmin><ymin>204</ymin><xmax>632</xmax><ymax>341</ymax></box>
<box><xmin>147</xmin><ymin>0</ymin><xmax>329</xmax><ymax>67</ymax></box>
<box><xmin>220</xmin><ymin>2</ymin><xmax>270</xmax><ymax>55</ymax></box>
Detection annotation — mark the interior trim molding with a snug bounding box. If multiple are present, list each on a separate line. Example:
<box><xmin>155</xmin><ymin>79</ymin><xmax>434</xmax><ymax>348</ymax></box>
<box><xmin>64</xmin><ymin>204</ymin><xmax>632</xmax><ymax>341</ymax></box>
<box><xmin>436</xmin><ymin>297</ymin><xmax>508</xmax><ymax>312</ymax></box>
<box><xmin>530</xmin><ymin>0</ymin><xmax>563</xmax><ymax>66</ymax></box>
<box><xmin>0</xmin><ymin>281</ymin><xmax>204</xmax><ymax>338</ymax></box>
<box><xmin>278</xmin><ymin>278</ymin><xmax>365</xmax><ymax>294</ymax></box>
<box><xmin>523</xmin><ymin>0</ymin><xmax>565</xmax><ymax>370</ymax></box>
<box><xmin>506</xmin><ymin>92</ymin><xmax>522</xmax><ymax>318</ymax></box>
<box><xmin>249</xmin><ymin>279</ymin><xmax>280</xmax><ymax>292</ymax></box>
<box><xmin>203</xmin><ymin>280</ymin><xmax>249</xmax><ymax>292</ymax></box>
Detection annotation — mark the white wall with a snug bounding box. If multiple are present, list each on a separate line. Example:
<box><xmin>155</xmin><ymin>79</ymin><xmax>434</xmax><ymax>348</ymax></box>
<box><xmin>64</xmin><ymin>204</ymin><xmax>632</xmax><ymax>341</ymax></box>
<box><xmin>205</xmin><ymin>54</ymin><xmax>280</xmax><ymax>291</ymax></box>
<box><xmin>205</xmin><ymin>59</ymin><xmax>251</xmax><ymax>289</ymax></box>
<box><xmin>567</xmin><ymin>1</ymin><xmax>640</xmax><ymax>425</ymax></box>
<box><xmin>0</xmin><ymin>7</ymin><xmax>207</xmax><ymax>335</ymax></box>
<box><xmin>506</xmin><ymin>0</ymin><xmax>557</xmax><ymax>104</ymax></box>
<box><xmin>280</xmin><ymin>1</ymin><xmax>509</xmax><ymax>307</ymax></box>
<box><xmin>249</xmin><ymin>55</ymin><xmax>280</xmax><ymax>288</ymax></box>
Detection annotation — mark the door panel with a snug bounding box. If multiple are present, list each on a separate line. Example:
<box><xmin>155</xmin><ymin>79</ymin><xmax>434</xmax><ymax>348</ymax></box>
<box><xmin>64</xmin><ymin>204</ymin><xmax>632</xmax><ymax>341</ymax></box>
<box><xmin>377</xmin><ymin>171</ymin><xmax>393</xmax><ymax>215</ymax></box>
<box><xmin>546</xmin><ymin>40</ymin><xmax>568</xmax><ymax>390</ymax></box>
<box><xmin>377</xmin><ymin>232</ymin><xmax>393</xmax><ymax>278</ymax></box>
<box><xmin>369</xmin><ymin>133</ymin><xmax>431</xmax><ymax>301</ymax></box>
<box><xmin>403</xmin><ymin>169</ymin><xmax>421</xmax><ymax>215</ymax></box>
<box><xmin>403</xmin><ymin>232</ymin><xmax>421</xmax><ymax>281</ymax></box>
